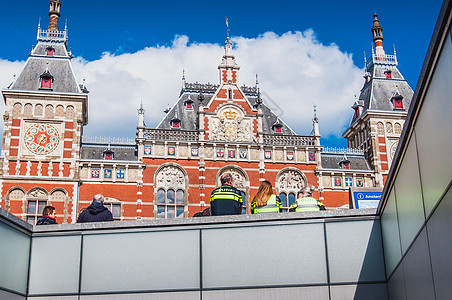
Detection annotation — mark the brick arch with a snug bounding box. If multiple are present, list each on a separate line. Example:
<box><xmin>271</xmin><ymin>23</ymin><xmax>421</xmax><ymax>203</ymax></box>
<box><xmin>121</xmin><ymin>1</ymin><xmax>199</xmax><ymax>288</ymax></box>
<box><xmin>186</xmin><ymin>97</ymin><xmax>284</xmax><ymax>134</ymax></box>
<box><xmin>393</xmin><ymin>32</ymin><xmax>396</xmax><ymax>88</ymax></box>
<box><xmin>216</xmin><ymin>165</ymin><xmax>250</xmax><ymax>208</ymax></box>
<box><xmin>6</xmin><ymin>187</ymin><xmax>26</xmax><ymax>212</ymax></box>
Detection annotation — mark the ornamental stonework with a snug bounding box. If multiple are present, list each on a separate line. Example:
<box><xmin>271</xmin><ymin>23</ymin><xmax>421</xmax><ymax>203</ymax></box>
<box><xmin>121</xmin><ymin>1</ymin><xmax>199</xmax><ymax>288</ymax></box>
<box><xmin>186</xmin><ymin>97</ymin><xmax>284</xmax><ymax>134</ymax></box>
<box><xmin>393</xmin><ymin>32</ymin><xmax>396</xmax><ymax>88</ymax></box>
<box><xmin>155</xmin><ymin>145</ymin><xmax>164</xmax><ymax>156</ymax></box>
<box><xmin>205</xmin><ymin>147</ymin><xmax>214</xmax><ymax>159</ymax></box>
<box><xmin>218</xmin><ymin>168</ymin><xmax>246</xmax><ymax>189</ymax></box>
<box><xmin>128</xmin><ymin>169</ymin><xmax>138</xmax><ymax>181</ymax></box>
<box><xmin>297</xmin><ymin>151</ymin><xmax>306</xmax><ymax>162</ymax></box>
<box><xmin>28</xmin><ymin>188</ymin><xmax>47</xmax><ymax>198</ymax></box>
<box><xmin>250</xmin><ymin>148</ymin><xmax>259</xmax><ymax>160</ymax></box>
<box><xmin>275</xmin><ymin>150</ymin><xmax>284</xmax><ymax>161</ymax></box>
<box><xmin>323</xmin><ymin>176</ymin><xmax>332</xmax><ymax>187</ymax></box>
<box><xmin>210</xmin><ymin>106</ymin><xmax>251</xmax><ymax>142</ymax></box>
<box><xmin>277</xmin><ymin>170</ymin><xmax>307</xmax><ymax>192</ymax></box>
<box><xmin>156</xmin><ymin>166</ymin><xmax>186</xmax><ymax>189</ymax></box>
<box><xmin>179</xmin><ymin>146</ymin><xmax>187</xmax><ymax>157</ymax></box>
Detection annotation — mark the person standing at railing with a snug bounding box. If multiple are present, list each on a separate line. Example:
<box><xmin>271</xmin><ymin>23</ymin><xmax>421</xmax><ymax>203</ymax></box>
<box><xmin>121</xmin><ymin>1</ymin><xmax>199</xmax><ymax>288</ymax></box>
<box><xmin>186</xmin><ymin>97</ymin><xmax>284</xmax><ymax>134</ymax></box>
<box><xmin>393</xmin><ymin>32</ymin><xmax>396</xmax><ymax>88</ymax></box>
<box><xmin>251</xmin><ymin>180</ymin><xmax>282</xmax><ymax>214</ymax></box>
<box><xmin>210</xmin><ymin>173</ymin><xmax>243</xmax><ymax>216</ymax></box>
<box><xmin>36</xmin><ymin>206</ymin><xmax>58</xmax><ymax>225</ymax></box>
<box><xmin>77</xmin><ymin>194</ymin><xmax>114</xmax><ymax>223</ymax></box>
<box><xmin>290</xmin><ymin>186</ymin><xmax>325</xmax><ymax>212</ymax></box>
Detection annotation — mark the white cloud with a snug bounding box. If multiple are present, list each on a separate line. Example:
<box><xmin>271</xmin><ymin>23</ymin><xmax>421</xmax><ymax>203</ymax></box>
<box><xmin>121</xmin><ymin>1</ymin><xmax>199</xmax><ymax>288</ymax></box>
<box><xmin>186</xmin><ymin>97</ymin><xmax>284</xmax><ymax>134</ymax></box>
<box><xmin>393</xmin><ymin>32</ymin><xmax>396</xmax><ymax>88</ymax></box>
<box><xmin>1</xmin><ymin>30</ymin><xmax>364</xmax><ymax>140</ymax></box>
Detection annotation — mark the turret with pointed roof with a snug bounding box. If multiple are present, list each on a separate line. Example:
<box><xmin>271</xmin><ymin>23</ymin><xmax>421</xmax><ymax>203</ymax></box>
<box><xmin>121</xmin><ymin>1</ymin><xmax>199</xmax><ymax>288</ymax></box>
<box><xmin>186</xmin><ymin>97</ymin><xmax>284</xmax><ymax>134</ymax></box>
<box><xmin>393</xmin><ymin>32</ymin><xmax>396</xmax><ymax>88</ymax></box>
<box><xmin>343</xmin><ymin>13</ymin><xmax>414</xmax><ymax>186</ymax></box>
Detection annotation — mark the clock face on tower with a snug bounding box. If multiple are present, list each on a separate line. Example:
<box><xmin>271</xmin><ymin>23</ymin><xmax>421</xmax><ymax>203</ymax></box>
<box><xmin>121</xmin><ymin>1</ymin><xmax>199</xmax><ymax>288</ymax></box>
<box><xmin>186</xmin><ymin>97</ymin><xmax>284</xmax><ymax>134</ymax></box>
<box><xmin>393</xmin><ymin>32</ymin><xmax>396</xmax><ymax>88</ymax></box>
<box><xmin>24</xmin><ymin>123</ymin><xmax>60</xmax><ymax>155</ymax></box>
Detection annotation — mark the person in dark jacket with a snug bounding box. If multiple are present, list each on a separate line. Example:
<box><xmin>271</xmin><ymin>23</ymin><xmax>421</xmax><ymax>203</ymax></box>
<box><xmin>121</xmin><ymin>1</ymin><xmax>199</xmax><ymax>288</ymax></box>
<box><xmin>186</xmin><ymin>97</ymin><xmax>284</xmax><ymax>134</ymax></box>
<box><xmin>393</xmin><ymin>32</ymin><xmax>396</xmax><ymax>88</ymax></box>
<box><xmin>210</xmin><ymin>173</ymin><xmax>243</xmax><ymax>216</ymax></box>
<box><xmin>36</xmin><ymin>206</ymin><xmax>58</xmax><ymax>225</ymax></box>
<box><xmin>77</xmin><ymin>194</ymin><xmax>114</xmax><ymax>223</ymax></box>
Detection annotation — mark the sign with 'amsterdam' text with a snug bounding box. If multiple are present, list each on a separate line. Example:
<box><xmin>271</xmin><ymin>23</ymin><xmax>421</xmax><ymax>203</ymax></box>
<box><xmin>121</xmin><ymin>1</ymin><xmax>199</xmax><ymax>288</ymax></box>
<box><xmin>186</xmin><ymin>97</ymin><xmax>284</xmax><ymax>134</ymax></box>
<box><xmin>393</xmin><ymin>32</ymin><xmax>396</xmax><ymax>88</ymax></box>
<box><xmin>349</xmin><ymin>187</ymin><xmax>383</xmax><ymax>209</ymax></box>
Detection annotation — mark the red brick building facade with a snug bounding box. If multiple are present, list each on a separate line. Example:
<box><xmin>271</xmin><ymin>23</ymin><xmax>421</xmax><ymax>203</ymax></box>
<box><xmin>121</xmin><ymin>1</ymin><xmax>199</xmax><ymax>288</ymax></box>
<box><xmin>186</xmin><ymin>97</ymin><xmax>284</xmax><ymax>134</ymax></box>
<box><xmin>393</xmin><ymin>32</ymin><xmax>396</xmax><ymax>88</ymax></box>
<box><xmin>0</xmin><ymin>2</ymin><xmax>412</xmax><ymax>224</ymax></box>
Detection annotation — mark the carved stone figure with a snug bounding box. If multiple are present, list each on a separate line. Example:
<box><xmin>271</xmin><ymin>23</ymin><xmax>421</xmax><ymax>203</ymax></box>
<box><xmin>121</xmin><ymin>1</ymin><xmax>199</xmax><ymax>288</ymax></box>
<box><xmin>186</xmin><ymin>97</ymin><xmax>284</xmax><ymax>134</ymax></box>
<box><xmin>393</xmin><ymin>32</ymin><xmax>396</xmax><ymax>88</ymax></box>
<box><xmin>218</xmin><ymin>168</ymin><xmax>246</xmax><ymax>189</ymax></box>
<box><xmin>277</xmin><ymin>170</ymin><xmax>306</xmax><ymax>192</ymax></box>
<box><xmin>28</xmin><ymin>188</ymin><xmax>47</xmax><ymax>198</ymax></box>
<box><xmin>156</xmin><ymin>166</ymin><xmax>186</xmax><ymax>189</ymax></box>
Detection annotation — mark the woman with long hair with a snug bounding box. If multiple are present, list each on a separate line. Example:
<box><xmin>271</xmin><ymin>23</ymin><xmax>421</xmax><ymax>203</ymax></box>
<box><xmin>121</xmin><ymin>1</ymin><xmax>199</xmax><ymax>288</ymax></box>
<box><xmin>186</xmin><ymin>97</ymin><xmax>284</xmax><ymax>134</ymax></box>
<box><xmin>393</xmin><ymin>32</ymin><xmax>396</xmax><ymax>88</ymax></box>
<box><xmin>251</xmin><ymin>180</ymin><xmax>282</xmax><ymax>214</ymax></box>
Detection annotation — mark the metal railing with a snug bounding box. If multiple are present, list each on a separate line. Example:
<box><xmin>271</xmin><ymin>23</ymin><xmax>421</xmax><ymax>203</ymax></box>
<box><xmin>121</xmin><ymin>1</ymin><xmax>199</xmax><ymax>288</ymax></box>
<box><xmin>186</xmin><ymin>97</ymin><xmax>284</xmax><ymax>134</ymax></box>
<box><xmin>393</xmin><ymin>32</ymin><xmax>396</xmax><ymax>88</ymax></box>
<box><xmin>262</xmin><ymin>134</ymin><xmax>315</xmax><ymax>146</ymax></box>
<box><xmin>82</xmin><ymin>136</ymin><xmax>136</xmax><ymax>145</ymax></box>
<box><xmin>366</xmin><ymin>53</ymin><xmax>398</xmax><ymax>69</ymax></box>
<box><xmin>37</xmin><ymin>28</ymin><xmax>67</xmax><ymax>42</ymax></box>
<box><xmin>143</xmin><ymin>129</ymin><xmax>199</xmax><ymax>141</ymax></box>
<box><xmin>322</xmin><ymin>147</ymin><xmax>364</xmax><ymax>154</ymax></box>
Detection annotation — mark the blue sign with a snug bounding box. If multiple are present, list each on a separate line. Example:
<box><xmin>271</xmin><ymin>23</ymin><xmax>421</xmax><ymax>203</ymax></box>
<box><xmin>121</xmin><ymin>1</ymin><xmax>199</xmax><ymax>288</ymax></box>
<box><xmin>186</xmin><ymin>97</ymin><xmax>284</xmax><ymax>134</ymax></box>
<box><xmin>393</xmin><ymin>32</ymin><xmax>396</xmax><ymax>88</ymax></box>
<box><xmin>353</xmin><ymin>192</ymin><xmax>382</xmax><ymax>209</ymax></box>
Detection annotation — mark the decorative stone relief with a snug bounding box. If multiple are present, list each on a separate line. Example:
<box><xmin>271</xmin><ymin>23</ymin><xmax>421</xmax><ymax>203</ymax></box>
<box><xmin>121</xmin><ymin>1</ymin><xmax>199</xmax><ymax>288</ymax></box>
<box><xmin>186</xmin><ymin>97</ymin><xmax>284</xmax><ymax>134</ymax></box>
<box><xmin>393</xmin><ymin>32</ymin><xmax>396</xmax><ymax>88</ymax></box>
<box><xmin>250</xmin><ymin>148</ymin><xmax>259</xmax><ymax>160</ymax></box>
<box><xmin>156</xmin><ymin>166</ymin><xmax>186</xmax><ymax>189</ymax></box>
<box><xmin>155</xmin><ymin>145</ymin><xmax>164</xmax><ymax>156</ymax></box>
<box><xmin>80</xmin><ymin>167</ymin><xmax>88</xmax><ymax>179</ymax></box>
<box><xmin>277</xmin><ymin>170</ymin><xmax>307</xmax><ymax>192</ymax></box>
<box><xmin>297</xmin><ymin>150</ymin><xmax>306</xmax><ymax>162</ymax></box>
<box><xmin>128</xmin><ymin>169</ymin><xmax>138</xmax><ymax>181</ymax></box>
<box><xmin>218</xmin><ymin>168</ymin><xmax>246</xmax><ymax>189</ymax></box>
<box><xmin>323</xmin><ymin>176</ymin><xmax>332</xmax><ymax>187</ymax></box>
<box><xmin>28</xmin><ymin>188</ymin><xmax>47</xmax><ymax>198</ymax></box>
<box><xmin>179</xmin><ymin>146</ymin><xmax>187</xmax><ymax>158</ymax></box>
<box><xmin>205</xmin><ymin>147</ymin><xmax>213</xmax><ymax>158</ymax></box>
<box><xmin>210</xmin><ymin>106</ymin><xmax>251</xmax><ymax>142</ymax></box>
<box><xmin>365</xmin><ymin>177</ymin><xmax>373</xmax><ymax>187</ymax></box>
<box><xmin>275</xmin><ymin>150</ymin><xmax>284</xmax><ymax>161</ymax></box>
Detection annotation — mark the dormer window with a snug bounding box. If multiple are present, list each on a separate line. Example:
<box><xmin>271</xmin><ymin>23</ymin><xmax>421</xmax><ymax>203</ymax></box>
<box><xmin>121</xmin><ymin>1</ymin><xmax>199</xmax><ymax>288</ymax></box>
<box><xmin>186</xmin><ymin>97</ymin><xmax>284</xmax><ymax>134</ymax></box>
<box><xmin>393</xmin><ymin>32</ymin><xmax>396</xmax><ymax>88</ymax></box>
<box><xmin>39</xmin><ymin>68</ymin><xmax>54</xmax><ymax>90</ymax></box>
<box><xmin>272</xmin><ymin>118</ymin><xmax>283</xmax><ymax>134</ymax></box>
<box><xmin>385</xmin><ymin>70</ymin><xmax>392</xmax><ymax>79</ymax></box>
<box><xmin>341</xmin><ymin>161</ymin><xmax>350</xmax><ymax>169</ymax></box>
<box><xmin>393</xmin><ymin>98</ymin><xmax>403</xmax><ymax>109</ymax></box>
<box><xmin>103</xmin><ymin>149</ymin><xmax>114</xmax><ymax>160</ymax></box>
<box><xmin>171</xmin><ymin>120</ymin><xmax>180</xmax><ymax>129</ymax></box>
<box><xmin>391</xmin><ymin>95</ymin><xmax>404</xmax><ymax>110</ymax></box>
<box><xmin>46</xmin><ymin>47</ymin><xmax>54</xmax><ymax>56</ymax></box>
<box><xmin>184</xmin><ymin>98</ymin><xmax>194</xmax><ymax>110</ymax></box>
<box><xmin>339</xmin><ymin>155</ymin><xmax>350</xmax><ymax>169</ymax></box>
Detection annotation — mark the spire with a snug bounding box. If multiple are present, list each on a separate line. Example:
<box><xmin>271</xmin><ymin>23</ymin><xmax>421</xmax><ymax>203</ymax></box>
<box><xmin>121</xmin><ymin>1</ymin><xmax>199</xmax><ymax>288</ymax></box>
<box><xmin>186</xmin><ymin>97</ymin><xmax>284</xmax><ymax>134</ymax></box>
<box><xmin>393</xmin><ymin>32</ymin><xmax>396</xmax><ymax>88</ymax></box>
<box><xmin>138</xmin><ymin>101</ymin><xmax>145</xmax><ymax>128</ymax></box>
<box><xmin>371</xmin><ymin>13</ymin><xmax>385</xmax><ymax>56</ymax></box>
<box><xmin>312</xmin><ymin>104</ymin><xmax>320</xmax><ymax>137</ymax></box>
<box><xmin>48</xmin><ymin>0</ymin><xmax>62</xmax><ymax>31</ymax></box>
<box><xmin>218</xmin><ymin>18</ymin><xmax>240</xmax><ymax>84</ymax></box>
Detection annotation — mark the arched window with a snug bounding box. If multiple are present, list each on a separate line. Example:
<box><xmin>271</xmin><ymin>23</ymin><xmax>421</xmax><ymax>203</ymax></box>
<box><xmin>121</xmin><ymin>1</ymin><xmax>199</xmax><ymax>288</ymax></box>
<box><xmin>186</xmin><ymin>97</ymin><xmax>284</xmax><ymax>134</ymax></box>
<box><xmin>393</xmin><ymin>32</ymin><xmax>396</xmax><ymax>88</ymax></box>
<box><xmin>7</xmin><ymin>188</ymin><xmax>25</xmax><ymax>211</ymax></box>
<box><xmin>377</xmin><ymin>122</ymin><xmax>384</xmax><ymax>135</ymax></box>
<box><xmin>45</xmin><ymin>104</ymin><xmax>54</xmax><ymax>118</ymax></box>
<box><xmin>103</xmin><ymin>197</ymin><xmax>122</xmax><ymax>220</ymax></box>
<box><xmin>386</xmin><ymin>122</ymin><xmax>393</xmax><ymax>133</ymax></box>
<box><xmin>13</xmin><ymin>103</ymin><xmax>22</xmax><ymax>118</ymax></box>
<box><xmin>276</xmin><ymin>168</ymin><xmax>307</xmax><ymax>212</ymax></box>
<box><xmin>55</xmin><ymin>105</ymin><xmax>64</xmax><ymax>117</ymax></box>
<box><xmin>156</xmin><ymin>188</ymin><xmax>184</xmax><ymax>219</ymax></box>
<box><xmin>26</xmin><ymin>188</ymin><xmax>48</xmax><ymax>225</ymax></box>
<box><xmin>34</xmin><ymin>104</ymin><xmax>43</xmax><ymax>116</ymax></box>
<box><xmin>66</xmin><ymin>106</ymin><xmax>75</xmax><ymax>118</ymax></box>
<box><xmin>394</xmin><ymin>123</ymin><xmax>402</xmax><ymax>134</ymax></box>
<box><xmin>155</xmin><ymin>165</ymin><xmax>186</xmax><ymax>219</ymax></box>
<box><xmin>24</xmin><ymin>103</ymin><xmax>33</xmax><ymax>116</ymax></box>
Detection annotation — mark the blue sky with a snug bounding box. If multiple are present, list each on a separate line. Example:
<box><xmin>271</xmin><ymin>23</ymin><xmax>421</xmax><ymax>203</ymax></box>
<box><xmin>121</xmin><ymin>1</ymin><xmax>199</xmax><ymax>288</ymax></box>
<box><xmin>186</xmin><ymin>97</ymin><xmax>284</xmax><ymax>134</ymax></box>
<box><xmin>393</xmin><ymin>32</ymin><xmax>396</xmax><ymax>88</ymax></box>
<box><xmin>0</xmin><ymin>0</ymin><xmax>443</xmax><ymax>147</ymax></box>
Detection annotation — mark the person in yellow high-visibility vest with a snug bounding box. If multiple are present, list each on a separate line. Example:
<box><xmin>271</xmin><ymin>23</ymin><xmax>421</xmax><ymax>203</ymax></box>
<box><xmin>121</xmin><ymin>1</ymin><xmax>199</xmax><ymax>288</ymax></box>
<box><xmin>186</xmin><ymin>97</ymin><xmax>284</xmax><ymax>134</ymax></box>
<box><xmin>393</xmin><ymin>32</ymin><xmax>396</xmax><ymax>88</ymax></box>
<box><xmin>251</xmin><ymin>180</ymin><xmax>282</xmax><ymax>214</ymax></box>
<box><xmin>290</xmin><ymin>186</ymin><xmax>325</xmax><ymax>212</ymax></box>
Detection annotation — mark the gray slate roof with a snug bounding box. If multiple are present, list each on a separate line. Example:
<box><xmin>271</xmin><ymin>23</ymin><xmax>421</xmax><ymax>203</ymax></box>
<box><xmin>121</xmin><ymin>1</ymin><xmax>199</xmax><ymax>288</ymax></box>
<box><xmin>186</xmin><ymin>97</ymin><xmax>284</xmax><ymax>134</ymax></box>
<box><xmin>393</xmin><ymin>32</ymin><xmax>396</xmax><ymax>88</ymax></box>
<box><xmin>321</xmin><ymin>153</ymin><xmax>372</xmax><ymax>171</ymax></box>
<box><xmin>356</xmin><ymin>57</ymin><xmax>413</xmax><ymax>117</ymax></box>
<box><xmin>81</xmin><ymin>143</ymin><xmax>138</xmax><ymax>161</ymax></box>
<box><xmin>157</xmin><ymin>83</ymin><xmax>297</xmax><ymax>135</ymax></box>
<box><xmin>9</xmin><ymin>39</ymin><xmax>81</xmax><ymax>94</ymax></box>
